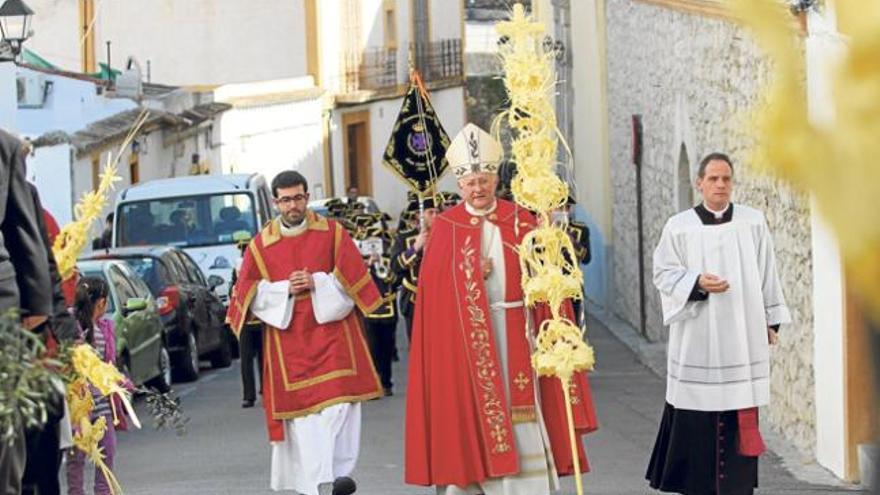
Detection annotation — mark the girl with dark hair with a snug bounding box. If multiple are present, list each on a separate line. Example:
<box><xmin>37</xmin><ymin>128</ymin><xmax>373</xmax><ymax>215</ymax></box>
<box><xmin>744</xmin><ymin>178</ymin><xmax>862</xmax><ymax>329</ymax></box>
<box><xmin>66</xmin><ymin>276</ymin><xmax>123</xmax><ymax>495</ymax></box>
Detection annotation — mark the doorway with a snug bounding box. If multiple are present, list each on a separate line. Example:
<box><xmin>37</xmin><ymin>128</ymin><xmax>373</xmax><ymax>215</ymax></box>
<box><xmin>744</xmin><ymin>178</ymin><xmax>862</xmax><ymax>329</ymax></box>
<box><xmin>342</xmin><ymin>110</ymin><xmax>372</xmax><ymax>196</ymax></box>
<box><xmin>844</xmin><ymin>285</ymin><xmax>879</xmax><ymax>481</ymax></box>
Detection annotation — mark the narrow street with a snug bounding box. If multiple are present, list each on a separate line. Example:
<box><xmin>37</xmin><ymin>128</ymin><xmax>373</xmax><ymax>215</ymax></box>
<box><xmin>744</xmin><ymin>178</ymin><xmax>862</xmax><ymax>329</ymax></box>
<box><xmin>103</xmin><ymin>317</ymin><xmax>862</xmax><ymax>495</ymax></box>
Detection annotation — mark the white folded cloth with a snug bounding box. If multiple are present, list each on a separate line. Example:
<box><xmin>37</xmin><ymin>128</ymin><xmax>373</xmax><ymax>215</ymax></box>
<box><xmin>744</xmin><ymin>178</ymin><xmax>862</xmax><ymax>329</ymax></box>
<box><xmin>312</xmin><ymin>272</ymin><xmax>354</xmax><ymax>324</ymax></box>
<box><xmin>252</xmin><ymin>280</ymin><xmax>295</xmax><ymax>329</ymax></box>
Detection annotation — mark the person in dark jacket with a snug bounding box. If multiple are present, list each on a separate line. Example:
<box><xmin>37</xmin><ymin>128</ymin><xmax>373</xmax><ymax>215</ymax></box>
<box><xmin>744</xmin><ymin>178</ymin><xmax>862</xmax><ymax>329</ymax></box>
<box><xmin>91</xmin><ymin>212</ymin><xmax>113</xmax><ymax>250</ymax></box>
<box><xmin>0</xmin><ymin>128</ymin><xmax>54</xmax><ymax>495</ymax></box>
<box><xmin>390</xmin><ymin>197</ymin><xmax>439</xmax><ymax>342</ymax></box>
<box><xmin>230</xmin><ymin>235</ymin><xmax>263</xmax><ymax>408</ymax></box>
<box><xmin>354</xmin><ymin>214</ymin><xmax>399</xmax><ymax>396</ymax></box>
<box><xmin>21</xmin><ymin>183</ymin><xmax>78</xmax><ymax>495</ymax></box>
<box><xmin>562</xmin><ymin>196</ymin><xmax>591</xmax><ymax>327</ymax></box>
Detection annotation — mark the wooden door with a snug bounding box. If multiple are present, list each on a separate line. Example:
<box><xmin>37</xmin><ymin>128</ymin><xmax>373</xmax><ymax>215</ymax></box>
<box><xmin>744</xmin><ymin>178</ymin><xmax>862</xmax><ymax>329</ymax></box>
<box><xmin>342</xmin><ymin>110</ymin><xmax>372</xmax><ymax>196</ymax></box>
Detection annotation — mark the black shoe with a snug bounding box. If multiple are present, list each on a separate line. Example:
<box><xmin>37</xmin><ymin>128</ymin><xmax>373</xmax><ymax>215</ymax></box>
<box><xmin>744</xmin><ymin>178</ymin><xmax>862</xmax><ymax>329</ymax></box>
<box><xmin>332</xmin><ymin>476</ymin><xmax>357</xmax><ymax>495</ymax></box>
<box><xmin>242</xmin><ymin>399</ymin><xmax>255</xmax><ymax>408</ymax></box>
<box><xmin>383</xmin><ymin>387</ymin><xmax>393</xmax><ymax>397</ymax></box>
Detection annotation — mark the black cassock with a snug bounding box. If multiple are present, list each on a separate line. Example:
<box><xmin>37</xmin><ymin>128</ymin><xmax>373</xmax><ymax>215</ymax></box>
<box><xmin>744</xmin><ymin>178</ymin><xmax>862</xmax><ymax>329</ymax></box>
<box><xmin>646</xmin><ymin>204</ymin><xmax>772</xmax><ymax>495</ymax></box>
<box><xmin>647</xmin><ymin>403</ymin><xmax>759</xmax><ymax>495</ymax></box>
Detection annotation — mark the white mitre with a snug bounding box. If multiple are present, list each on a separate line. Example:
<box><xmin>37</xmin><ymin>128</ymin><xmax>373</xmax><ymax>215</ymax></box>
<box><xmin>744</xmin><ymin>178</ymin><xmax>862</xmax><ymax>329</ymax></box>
<box><xmin>446</xmin><ymin>123</ymin><xmax>503</xmax><ymax>178</ymax></box>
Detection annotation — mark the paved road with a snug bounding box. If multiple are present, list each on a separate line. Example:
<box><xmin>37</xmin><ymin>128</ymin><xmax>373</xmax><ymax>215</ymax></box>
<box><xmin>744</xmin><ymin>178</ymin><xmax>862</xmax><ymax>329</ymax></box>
<box><xmin>98</xmin><ymin>317</ymin><xmax>862</xmax><ymax>494</ymax></box>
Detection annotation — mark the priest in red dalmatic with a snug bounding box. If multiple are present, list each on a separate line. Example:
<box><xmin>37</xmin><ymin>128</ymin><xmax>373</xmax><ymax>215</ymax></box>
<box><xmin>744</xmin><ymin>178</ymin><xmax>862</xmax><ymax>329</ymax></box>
<box><xmin>227</xmin><ymin>171</ymin><xmax>382</xmax><ymax>495</ymax></box>
<box><xmin>405</xmin><ymin>124</ymin><xmax>599</xmax><ymax>495</ymax></box>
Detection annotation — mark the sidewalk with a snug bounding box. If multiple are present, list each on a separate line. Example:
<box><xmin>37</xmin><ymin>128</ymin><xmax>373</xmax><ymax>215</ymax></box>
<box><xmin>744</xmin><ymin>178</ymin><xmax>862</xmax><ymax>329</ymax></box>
<box><xmin>355</xmin><ymin>313</ymin><xmax>862</xmax><ymax>494</ymax></box>
<box><xmin>108</xmin><ymin>310</ymin><xmax>865</xmax><ymax>494</ymax></box>
<box><xmin>583</xmin><ymin>305</ymin><xmax>865</xmax><ymax>494</ymax></box>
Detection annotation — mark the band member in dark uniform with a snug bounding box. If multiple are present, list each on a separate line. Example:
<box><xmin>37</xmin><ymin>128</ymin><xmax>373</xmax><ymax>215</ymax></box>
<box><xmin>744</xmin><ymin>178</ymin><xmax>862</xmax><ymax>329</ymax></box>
<box><xmin>563</xmin><ymin>196</ymin><xmax>591</xmax><ymax>326</ymax></box>
<box><xmin>230</xmin><ymin>234</ymin><xmax>263</xmax><ymax>408</ymax></box>
<box><xmin>353</xmin><ymin>214</ymin><xmax>399</xmax><ymax>396</ymax></box>
<box><xmin>390</xmin><ymin>196</ymin><xmax>439</xmax><ymax>342</ymax></box>
<box><xmin>439</xmin><ymin>191</ymin><xmax>461</xmax><ymax>210</ymax></box>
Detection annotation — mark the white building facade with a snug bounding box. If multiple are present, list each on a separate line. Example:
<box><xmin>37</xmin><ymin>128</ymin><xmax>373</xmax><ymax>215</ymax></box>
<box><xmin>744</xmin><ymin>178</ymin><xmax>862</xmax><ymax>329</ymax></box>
<box><xmin>319</xmin><ymin>0</ymin><xmax>466</xmax><ymax>216</ymax></box>
<box><xmin>0</xmin><ymin>63</ymin><xmax>17</xmax><ymax>130</ymax></box>
<box><xmin>15</xmin><ymin>63</ymin><xmax>225</xmax><ymax>239</ymax></box>
<box><xmin>23</xmin><ymin>0</ymin><xmax>466</xmax><ymax>218</ymax></box>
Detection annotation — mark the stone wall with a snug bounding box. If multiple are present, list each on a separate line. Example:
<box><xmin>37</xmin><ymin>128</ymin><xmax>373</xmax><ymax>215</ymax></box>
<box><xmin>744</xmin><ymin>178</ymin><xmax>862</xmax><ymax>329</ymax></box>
<box><xmin>604</xmin><ymin>0</ymin><xmax>816</xmax><ymax>454</ymax></box>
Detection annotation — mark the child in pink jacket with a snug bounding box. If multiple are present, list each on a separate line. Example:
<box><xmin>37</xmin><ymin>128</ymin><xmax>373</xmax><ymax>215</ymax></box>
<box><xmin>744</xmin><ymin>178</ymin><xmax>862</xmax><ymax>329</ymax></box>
<box><xmin>66</xmin><ymin>276</ymin><xmax>126</xmax><ymax>495</ymax></box>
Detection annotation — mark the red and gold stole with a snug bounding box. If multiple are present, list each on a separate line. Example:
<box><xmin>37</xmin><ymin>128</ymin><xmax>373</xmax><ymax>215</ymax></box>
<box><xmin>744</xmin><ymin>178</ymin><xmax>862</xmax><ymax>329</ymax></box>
<box><xmin>446</xmin><ymin>202</ymin><xmax>537</xmax><ymax>473</ymax></box>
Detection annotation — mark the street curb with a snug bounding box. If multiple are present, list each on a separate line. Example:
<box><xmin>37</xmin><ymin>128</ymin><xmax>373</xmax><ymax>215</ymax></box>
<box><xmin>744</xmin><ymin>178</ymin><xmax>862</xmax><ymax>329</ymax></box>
<box><xmin>585</xmin><ymin>302</ymin><xmax>863</xmax><ymax>491</ymax></box>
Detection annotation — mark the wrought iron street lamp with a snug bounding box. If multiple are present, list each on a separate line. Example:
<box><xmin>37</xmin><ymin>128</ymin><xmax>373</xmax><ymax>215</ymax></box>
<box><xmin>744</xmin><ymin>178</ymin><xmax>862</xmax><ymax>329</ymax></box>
<box><xmin>0</xmin><ymin>0</ymin><xmax>34</xmax><ymax>61</ymax></box>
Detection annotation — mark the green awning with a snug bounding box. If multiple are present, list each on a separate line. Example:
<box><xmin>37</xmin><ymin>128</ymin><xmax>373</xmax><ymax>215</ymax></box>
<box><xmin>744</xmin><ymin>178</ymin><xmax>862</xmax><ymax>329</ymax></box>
<box><xmin>22</xmin><ymin>49</ymin><xmax>57</xmax><ymax>71</ymax></box>
<box><xmin>22</xmin><ymin>50</ymin><xmax>121</xmax><ymax>81</ymax></box>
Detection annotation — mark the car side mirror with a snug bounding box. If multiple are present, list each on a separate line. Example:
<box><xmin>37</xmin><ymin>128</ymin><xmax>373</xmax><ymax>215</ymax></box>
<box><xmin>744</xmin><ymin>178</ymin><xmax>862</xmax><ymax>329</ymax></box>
<box><xmin>207</xmin><ymin>275</ymin><xmax>225</xmax><ymax>290</ymax></box>
<box><xmin>124</xmin><ymin>297</ymin><xmax>148</xmax><ymax>314</ymax></box>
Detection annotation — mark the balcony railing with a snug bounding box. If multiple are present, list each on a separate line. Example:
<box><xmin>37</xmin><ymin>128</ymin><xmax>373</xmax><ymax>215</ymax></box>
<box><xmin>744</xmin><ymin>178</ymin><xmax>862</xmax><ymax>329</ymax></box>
<box><xmin>341</xmin><ymin>47</ymin><xmax>399</xmax><ymax>93</ymax></box>
<box><xmin>338</xmin><ymin>38</ymin><xmax>463</xmax><ymax>100</ymax></box>
<box><xmin>410</xmin><ymin>38</ymin><xmax>463</xmax><ymax>84</ymax></box>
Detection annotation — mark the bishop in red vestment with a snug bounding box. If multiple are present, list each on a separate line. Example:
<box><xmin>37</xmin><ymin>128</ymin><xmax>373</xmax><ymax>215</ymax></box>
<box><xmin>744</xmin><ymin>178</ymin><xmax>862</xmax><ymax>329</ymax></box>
<box><xmin>405</xmin><ymin>124</ymin><xmax>599</xmax><ymax>495</ymax></box>
<box><xmin>228</xmin><ymin>171</ymin><xmax>381</xmax><ymax>495</ymax></box>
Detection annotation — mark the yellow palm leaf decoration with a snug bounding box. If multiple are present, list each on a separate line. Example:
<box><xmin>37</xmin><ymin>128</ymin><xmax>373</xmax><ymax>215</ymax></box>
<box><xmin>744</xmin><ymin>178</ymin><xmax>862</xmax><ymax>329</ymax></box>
<box><xmin>67</xmin><ymin>344</ymin><xmax>141</xmax><ymax>495</ymax></box>
<box><xmin>731</xmin><ymin>0</ymin><xmax>880</xmax><ymax>319</ymax></box>
<box><xmin>69</xmin><ymin>344</ymin><xmax>139</xmax><ymax>428</ymax></box>
<box><xmin>71</xmin><ymin>415</ymin><xmax>124</xmax><ymax>495</ymax></box>
<box><xmin>68</xmin><ymin>379</ymin><xmax>121</xmax><ymax>493</ymax></box>
<box><xmin>59</xmin><ymin>111</ymin><xmax>150</xmax><ymax>495</ymax></box>
<box><xmin>66</xmin><ymin>377</ymin><xmax>94</xmax><ymax>428</ymax></box>
<box><xmin>496</xmin><ymin>4</ymin><xmax>595</xmax><ymax>494</ymax></box>
<box><xmin>52</xmin><ymin>110</ymin><xmax>149</xmax><ymax>281</ymax></box>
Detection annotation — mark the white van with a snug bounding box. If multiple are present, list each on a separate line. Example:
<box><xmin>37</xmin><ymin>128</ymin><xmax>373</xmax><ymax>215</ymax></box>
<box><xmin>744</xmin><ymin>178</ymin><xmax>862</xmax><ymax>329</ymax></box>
<box><xmin>112</xmin><ymin>174</ymin><xmax>275</xmax><ymax>304</ymax></box>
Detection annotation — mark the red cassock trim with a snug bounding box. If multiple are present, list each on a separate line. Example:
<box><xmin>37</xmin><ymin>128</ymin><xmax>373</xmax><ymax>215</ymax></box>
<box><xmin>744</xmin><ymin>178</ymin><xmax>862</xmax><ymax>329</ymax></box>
<box><xmin>737</xmin><ymin>407</ymin><xmax>766</xmax><ymax>457</ymax></box>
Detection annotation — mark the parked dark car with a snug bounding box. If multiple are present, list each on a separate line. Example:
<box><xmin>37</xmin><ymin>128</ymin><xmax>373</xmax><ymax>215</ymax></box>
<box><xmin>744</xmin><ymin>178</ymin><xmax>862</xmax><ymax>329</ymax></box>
<box><xmin>76</xmin><ymin>259</ymin><xmax>172</xmax><ymax>392</ymax></box>
<box><xmin>82</xmin><ymin>246</ymin><xmax>233</xmax><ymax>382</ymax></box>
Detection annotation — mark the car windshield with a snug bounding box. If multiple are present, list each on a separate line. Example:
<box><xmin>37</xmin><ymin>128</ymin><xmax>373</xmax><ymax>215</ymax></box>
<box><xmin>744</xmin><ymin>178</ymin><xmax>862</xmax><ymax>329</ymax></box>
<box><xmin>122</xmin><ymin>257</ymin><xmax>163</xmax><ymax>296</ymax></box>
<box><xmin>116</xmin><ymin>193</ymin><xmax>257</xmax><ymax>248</ymax></box>
<box><xmin>79</xmin><ymin>269</ymin><xmax>115</xmax><ymax>313</ymax></box>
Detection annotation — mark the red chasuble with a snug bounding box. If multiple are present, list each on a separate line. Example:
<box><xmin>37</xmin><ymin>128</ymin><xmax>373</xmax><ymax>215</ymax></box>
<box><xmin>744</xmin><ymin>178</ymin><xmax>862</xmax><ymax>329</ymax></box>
<box><xmin>405</xmin><ymin>199</ymin><xmax>599</xmax><ymax>487</ymax></box>
<box><xmin>227</xmin><ymin>211</ymin><xmax>383</xmax><ymax>441</ymax></box>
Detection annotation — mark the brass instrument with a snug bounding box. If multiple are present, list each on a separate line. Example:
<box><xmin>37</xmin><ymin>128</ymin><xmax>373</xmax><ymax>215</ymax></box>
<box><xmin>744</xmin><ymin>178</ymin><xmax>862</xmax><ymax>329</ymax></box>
<box><xmin>373</xmin><ymin>256</ymin><xmax>390</xmax><ymax>280</ymax></box>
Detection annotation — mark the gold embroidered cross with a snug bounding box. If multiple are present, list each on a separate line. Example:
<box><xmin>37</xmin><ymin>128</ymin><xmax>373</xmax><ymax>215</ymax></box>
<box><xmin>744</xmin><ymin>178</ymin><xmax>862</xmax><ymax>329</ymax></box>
<box><xmin>514</xmin><ymin>371</ymin><xmax>530</xmax><ymax>391</ymax></box>
<box><xmin>490</xmin><ymin>425</ymin><xmax>511</xmax><ymax>453</ymax></box>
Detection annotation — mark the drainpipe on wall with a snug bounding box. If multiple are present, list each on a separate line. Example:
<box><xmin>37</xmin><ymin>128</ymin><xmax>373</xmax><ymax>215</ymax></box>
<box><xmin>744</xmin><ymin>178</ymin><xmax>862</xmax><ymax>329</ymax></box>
<box><xmin>322</xmin><ymin>105</ymin><xmax>335</xmax><ymax>198</ymax></box>
<box><xmin>632</xmin><ymin>114</ymin><xmax>647</xmax><ymax>338</ymax></box>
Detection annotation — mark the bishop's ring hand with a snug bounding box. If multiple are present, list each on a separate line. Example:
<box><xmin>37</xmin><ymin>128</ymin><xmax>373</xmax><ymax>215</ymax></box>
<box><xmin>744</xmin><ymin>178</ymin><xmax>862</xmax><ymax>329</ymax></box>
<box><xmin>480</xmin><ymin>257</ymin><xmax>493</xmax><ymax>279</ymax></box>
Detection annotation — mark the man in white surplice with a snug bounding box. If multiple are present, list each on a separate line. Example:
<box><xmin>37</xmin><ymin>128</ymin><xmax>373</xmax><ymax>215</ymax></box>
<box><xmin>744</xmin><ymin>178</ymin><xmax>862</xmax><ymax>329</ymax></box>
<box><xmin>647</xmin><ymin>153</ymin><xmax>791</xmax><ymax>495</ymax></box>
